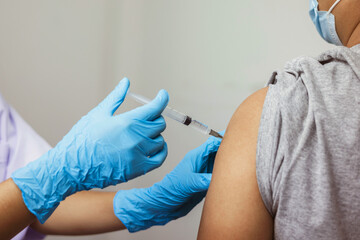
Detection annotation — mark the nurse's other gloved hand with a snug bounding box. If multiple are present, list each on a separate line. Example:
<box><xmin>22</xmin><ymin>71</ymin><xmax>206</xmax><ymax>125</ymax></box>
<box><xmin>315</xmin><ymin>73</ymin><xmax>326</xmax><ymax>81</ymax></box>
<box><xmin>113</xmin><ymin>133</ymin><xmax>223</xmax><ymax>232</ymax></box>
<box><xmin>11</xmin><ymin>78</ymin><xmax>169</xmax><ymax>223</ymax></box>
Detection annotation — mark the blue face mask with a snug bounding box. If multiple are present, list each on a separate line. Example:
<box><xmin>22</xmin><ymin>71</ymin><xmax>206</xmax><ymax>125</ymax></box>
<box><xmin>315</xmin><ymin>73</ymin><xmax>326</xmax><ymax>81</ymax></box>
<box><xmin>309</xmin><ymin>0</ymin><xmax>343</xmax><ymax>46</ymax></box>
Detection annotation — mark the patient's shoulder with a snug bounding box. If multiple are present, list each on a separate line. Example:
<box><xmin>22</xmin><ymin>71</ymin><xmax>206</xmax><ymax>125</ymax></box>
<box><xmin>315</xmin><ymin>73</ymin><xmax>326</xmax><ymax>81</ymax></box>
<box><xmin>216</xmin><ymin>86</ymin><xmax>269</xmax><ymax>182</ymax></box>
<box><xmin>234</xmin><ymin>87</ymin><xmax>268</xmax><ymax>119</ymax></box>
<box><xmin>198</xmin><ymin>87</ymin><xmax>272</xmax><ymax>240</ymax></box>
<box><xmin>223</xmin><ymin>87</ymin><xmax>268</xmax><ymax>153</ymax></box>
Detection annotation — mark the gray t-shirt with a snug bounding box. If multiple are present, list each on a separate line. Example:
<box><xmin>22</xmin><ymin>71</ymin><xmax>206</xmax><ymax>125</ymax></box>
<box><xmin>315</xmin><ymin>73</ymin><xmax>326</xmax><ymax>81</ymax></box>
<box><xmin>257</xmin><ymin>44</ymin><xmax>360</xmax><ymax>239</ymax></box>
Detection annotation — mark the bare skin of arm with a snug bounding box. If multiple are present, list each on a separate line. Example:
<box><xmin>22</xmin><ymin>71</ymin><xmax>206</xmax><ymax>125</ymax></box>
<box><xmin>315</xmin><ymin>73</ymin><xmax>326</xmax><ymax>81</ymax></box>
<box><xmin>0</xmin><ymin>178</ymin><xmax>125</xmax><ymax>238</ymax></box>
<box><xmin>197</xmin><ymin>87</ymin><xmax>273</xmax><ymax>240</ymax></box>
<box><xmin>0</xmin><ymin>179</ymin><xmax>36</xmax><ymax>240</ymax></box>
<box><xmin>30</xmin><ymin>191</ymin><xmax>126</xmax><ymax>235</ymax></box>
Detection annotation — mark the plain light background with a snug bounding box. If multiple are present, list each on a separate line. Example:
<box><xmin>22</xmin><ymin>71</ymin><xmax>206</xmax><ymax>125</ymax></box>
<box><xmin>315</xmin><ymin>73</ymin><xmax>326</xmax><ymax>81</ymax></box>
<box><xmin>0</xmin><ymin>0</ymin><xmax>331</xmax><ymax>239</ymax></box>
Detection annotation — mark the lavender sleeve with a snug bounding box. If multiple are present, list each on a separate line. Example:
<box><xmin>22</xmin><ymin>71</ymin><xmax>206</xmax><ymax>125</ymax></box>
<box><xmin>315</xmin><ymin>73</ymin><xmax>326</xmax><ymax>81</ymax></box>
<box><xmin>0</xmin><ymin>93</ymin><xmax>51</xmax><ymax>240</ymax></box>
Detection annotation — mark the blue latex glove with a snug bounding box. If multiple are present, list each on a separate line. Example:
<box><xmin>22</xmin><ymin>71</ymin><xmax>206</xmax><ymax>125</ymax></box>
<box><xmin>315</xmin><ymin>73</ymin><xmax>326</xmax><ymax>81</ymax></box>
<box><xmin>113</xmin><ymin>133</ymin><xmax>223</xmax><ymax>232</ymax></box>
<box><xmin>12</xmin><ymin>78</ymin><xmax>169</xmax><ymax>223</ymax></box>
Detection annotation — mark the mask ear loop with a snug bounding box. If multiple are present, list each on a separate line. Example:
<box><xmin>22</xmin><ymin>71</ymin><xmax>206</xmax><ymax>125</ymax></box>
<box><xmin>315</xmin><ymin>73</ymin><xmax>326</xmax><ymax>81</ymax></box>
<box><xmin>328</xmin><ymin>0</ymin><xmax>341</xmax><ymax>13</ymax></box>
<box><xmin>325</xmin><ymin>0</ymin><xmax>341</xmax><ymax>25</ymax></box>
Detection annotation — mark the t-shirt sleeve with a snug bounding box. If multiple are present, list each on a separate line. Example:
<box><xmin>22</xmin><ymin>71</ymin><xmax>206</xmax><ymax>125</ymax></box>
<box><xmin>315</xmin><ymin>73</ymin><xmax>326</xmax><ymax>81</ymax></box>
<box><xmin>256</xmin><ymin>66</ymin><xmax>310</xmax><ymax>217</ymax></box>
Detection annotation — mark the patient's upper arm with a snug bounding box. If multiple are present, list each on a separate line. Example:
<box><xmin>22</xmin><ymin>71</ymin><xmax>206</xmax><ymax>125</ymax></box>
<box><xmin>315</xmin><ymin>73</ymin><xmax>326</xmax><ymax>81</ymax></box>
<box><xmin>197</xmin><ymin>87</ymin><xmax>273</xmax><ymax>240</ymax></box>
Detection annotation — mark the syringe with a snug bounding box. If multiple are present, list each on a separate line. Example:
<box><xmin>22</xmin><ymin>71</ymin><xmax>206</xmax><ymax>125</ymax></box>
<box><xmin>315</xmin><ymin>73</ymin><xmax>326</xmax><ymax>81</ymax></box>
<box><xmin>127</xmin><ymin>91</ymin><xmax>223</xmax><ymax>139</ymax></box>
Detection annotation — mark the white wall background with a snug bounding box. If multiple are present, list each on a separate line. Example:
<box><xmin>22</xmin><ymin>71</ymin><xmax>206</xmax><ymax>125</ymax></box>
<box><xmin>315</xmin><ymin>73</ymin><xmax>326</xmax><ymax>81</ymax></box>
<box><xmin>0</xmin><ymin>0</ymin><xmax>331</xmax><ymax>239</ymax></box>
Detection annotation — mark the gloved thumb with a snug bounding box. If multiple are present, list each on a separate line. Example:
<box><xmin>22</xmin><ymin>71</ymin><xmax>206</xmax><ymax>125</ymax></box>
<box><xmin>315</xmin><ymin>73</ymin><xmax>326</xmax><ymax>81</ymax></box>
<box><xmin>127</xmin><ymin>89</ymin><xmax>169</xmax><ymax>121</ymax></box>
<box><xmin>185</xmin><ymin>173</ymin><xmax>212</xmax><ymax>193</ymax></box>
<box><xmin>96</xmin><ymin>78</ymin><xmax>130</xmax><ymax>115</ymax></box>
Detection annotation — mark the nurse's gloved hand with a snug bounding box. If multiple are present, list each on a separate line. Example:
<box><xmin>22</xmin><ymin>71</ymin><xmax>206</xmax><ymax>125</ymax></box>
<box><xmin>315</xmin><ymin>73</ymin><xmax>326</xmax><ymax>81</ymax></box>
<box><xmin>113</xmin><ymin>134</ymin><xmax>223</xmax><ymax>232</ymax></box>
<box><xmin>11</xmin><ymin>78</ymin><xmax>169</xmax><ymax>223</ymax></box>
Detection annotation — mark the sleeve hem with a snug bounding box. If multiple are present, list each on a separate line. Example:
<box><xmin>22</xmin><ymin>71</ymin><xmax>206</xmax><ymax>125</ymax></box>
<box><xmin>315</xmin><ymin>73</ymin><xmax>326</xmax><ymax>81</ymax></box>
<box><xmin>256</xmin><ymin>83</ymin><xmax>278</xmax><ymax>218</ymax></box>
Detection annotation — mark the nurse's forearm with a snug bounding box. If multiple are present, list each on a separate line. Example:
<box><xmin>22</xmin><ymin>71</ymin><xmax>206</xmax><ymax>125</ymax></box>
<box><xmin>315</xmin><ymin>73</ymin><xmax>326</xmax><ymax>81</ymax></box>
<box><xmin>0</xmin><ymin>178</ymin><xmax>36</xmax><ymax>239</ymax></box>
<box><xmin>30</xmin><ymin>191</ymin><xmax>126</xmax><ymax>235</ymax></box>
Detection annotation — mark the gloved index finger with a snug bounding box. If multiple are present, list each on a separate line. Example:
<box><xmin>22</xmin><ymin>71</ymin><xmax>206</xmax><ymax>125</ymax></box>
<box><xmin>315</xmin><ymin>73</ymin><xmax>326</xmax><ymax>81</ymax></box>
<box><xmin>177</xmin><ymin>136</ymin><xmax>222</xmax><ymax>174</ymax></box>
<box><xmin>96</xmin><ymin>78</ymin><xmax>130</xmax><ymax>116</ymax></box>
<box><xmin>127</xmin><ymin>89</ymin><xmax>169</xmax><ymax>121</ymax></box>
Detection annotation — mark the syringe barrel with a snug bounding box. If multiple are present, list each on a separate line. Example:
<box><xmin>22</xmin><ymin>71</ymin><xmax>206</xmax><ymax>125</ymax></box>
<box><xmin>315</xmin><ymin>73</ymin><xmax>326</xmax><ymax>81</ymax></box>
<box><xmin>128</xmin><ymin>91</ymin><xmax>220</xmax><ymax>137</ymax></box>
<box><xmin>188</xmin><ymin>119</ymin><xmax>211</xmax><ymax>135</ymax></box>
<box><xmin>163</xmin><ymin>107</ymin><xmax>187</xmax><ymax>124</ymax></box>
